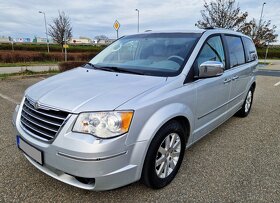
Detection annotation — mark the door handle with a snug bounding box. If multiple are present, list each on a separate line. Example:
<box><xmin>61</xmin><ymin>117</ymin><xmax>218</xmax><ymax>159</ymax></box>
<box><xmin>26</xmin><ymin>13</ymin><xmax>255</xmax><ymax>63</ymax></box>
<box><xmin>232</xmin><ymin>75</ymin><xmax>239</xmax><ymax>80</ymax></box>
<box><xmin>223</xmin><ymin>78</ymin><xmax>232</xmax><ymax>84</ymax></box>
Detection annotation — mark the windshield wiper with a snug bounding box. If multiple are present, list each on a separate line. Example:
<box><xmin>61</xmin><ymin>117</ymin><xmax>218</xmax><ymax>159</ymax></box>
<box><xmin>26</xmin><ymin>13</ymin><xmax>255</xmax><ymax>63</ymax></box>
<box><xmin>94</xmin><ymin>66</ymin><xmax>145</xmax><ymax>75</ymax></box>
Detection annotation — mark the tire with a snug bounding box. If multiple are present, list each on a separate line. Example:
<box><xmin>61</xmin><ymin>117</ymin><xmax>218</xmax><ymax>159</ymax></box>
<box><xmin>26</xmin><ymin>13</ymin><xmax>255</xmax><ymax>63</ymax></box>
<box><xmin>141</xmin><ymin>120</ymin><xmax>186</xmax><ymax>189</ymax></box>
<box><xmin>235</xmin><ymin>87</ymin><xmax>254</xmax><ymax>117</ymax></box>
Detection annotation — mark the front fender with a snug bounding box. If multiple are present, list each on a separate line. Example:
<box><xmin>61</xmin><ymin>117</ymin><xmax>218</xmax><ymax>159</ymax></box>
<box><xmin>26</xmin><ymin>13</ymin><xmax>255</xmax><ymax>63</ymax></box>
<box><xmin>126</xmin><ymin>103</ymin><xmax>194</xmax><ymax>146</ymax></box>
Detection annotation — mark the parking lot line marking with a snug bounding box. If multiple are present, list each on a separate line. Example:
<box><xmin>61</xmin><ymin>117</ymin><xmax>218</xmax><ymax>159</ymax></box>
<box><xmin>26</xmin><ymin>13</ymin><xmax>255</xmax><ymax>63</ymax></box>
<box><xmin>0</xmin><ymin>93</ymin><xmax>19</xmax><ymax>104</ymax></box>
<box><xmin>274</xmin><ymin>81</ymin><xmax>280</xmax><ymax>87</ymax></box>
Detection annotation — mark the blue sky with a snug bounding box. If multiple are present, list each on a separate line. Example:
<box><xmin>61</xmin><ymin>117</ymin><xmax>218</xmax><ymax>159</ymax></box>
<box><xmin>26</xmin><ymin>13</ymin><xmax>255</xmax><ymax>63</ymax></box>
<box><xmin>0</xmin><ymin>0</ymin><xmax>279</xmax><ymax>41</ymax></box>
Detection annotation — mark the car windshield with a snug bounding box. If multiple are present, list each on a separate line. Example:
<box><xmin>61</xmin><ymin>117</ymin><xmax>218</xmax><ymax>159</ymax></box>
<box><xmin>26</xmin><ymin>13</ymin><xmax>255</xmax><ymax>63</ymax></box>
<box><xmin>89</xmin><ymin>33</ymin><xmax>201</xmax><ymax>76</ymax></box>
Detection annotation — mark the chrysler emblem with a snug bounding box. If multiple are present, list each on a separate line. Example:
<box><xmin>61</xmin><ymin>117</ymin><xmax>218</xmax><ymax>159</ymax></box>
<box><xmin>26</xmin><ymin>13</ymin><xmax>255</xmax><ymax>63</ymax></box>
<box><xmin>34</xmin><ymin>102</ymin><xmax>40</xmax><ymax>110</ymax></box>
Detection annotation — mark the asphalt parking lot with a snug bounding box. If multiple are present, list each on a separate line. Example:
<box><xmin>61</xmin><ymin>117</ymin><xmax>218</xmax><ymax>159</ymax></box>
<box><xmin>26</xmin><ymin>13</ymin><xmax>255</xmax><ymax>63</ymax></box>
<box><xmin>1</xmin><ymin>74</ymin><xmax>280</xmax><ymax>202</ymax></box>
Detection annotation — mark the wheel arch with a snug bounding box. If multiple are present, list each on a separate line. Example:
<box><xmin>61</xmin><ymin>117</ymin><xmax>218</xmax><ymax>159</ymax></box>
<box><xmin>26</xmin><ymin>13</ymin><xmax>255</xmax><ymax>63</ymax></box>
<box><xmin>245</xmin><ymin>76</ymin><xmax>256</xmax><ymax>98</ymax></box>
<box><xmin>171</xmin><ymin>115</ymin><xmax>191</xmax><ymax>142</ymax></box>
<box><xmin>128</xmin><ymin>103</ymin><xmax>194</xmax><ymax>181</ymax></box>
<box><xmin>251</xmin><ymin>81</ymin><xmax>256</xmax><ymax>92</ymax></box>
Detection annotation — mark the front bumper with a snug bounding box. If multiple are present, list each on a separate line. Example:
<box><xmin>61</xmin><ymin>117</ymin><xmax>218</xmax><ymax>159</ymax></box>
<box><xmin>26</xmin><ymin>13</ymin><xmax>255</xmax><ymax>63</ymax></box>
<box><xmin>13</xmin><ymin>103</ymin><xmax>147</xmax><ymax>191</ymax></box>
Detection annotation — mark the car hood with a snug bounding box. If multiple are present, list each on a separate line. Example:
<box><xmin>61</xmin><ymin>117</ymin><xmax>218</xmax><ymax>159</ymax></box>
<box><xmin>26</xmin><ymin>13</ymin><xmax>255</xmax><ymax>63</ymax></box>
<box><xmin>25</xmin><ymin>67</ymin><xmax>166</xmax><ymax>113</ymax></box>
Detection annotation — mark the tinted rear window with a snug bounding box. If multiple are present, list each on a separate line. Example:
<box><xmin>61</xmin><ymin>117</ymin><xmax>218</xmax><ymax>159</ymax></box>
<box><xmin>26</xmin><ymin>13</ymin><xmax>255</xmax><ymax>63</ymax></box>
<box><xmin>243</xmin><ymin>37</ymin><xmax>257</xmax><ymax>62</ymax></box>
<box><xmin>225</xmin><ymin>35</ymin><xmax>245</xmax><ymax>68</ymax></box>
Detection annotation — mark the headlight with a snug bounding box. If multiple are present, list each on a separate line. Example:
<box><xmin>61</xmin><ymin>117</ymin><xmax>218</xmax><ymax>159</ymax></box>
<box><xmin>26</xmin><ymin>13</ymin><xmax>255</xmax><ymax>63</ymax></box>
<box><xmin>72</xmin><ymin>111</ymin><xmax>133</xmax><ymax>138</ymax></box>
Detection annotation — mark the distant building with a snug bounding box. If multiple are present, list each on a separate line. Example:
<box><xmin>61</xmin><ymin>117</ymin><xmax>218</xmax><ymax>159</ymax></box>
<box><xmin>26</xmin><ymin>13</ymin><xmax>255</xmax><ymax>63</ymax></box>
<box><xmin>34</xmin><ymin>37</ymin><xmax>47</xmax><ymax>43</ymax></box>
<box><xmin>15</xmin><ymin>38</ymin><xmax>31</xmax><ymax>43</ymax></box>
<box><xmin>37</xmin><ymin>37</ymin><xmax>46</xmax><ymax>43</ymax></box>
<box><xmin>0</xmin><ymin>36</ymin><xmax>10</xmax><ymax>43</ymax></box>
<box><xmin>33</xmin><ymin>37</ymin><xmax>54</xmax><ymax>44</ymax></box>
<box><xmin>97</xmin><ymin>39</ymin><xmax>115</xmax><ymax>45</ymax></box>
<box><xmin>70</xmin><ymin>37</ymin><xmax>92</xmax><ymax>44</ymax></box>
<box><xmin>0</xmin><ymin>35</ymin><xmax>114</xmax><ymax>45</ymax></box>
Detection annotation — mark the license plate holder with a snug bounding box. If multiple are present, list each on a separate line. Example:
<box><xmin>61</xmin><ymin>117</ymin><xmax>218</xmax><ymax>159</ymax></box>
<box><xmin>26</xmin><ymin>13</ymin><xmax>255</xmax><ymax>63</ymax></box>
<box><xmin>17</xmin><ymin>135</ymin><xmax>43</xmax><ymax>165</ymax></box>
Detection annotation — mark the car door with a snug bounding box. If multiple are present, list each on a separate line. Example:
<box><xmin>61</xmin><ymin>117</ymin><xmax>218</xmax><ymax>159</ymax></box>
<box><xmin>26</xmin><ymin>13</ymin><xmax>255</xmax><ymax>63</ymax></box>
<box><xmin>224</xmin><ymin>35</ymin><xmax>253</xmax><ymax>112</ymax></box>
<box><xmin>192</xmin><ymin>35</ymin><xmax>232</xmax><ymax>142</ymax></box>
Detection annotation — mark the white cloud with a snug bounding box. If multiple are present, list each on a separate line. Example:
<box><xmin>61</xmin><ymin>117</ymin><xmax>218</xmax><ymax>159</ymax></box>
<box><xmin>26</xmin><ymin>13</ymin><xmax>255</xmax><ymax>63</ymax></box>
<box><xmin>0</xmin><ymin>0</ymin><xmax>279</xmax><ymax>41</ymax></box>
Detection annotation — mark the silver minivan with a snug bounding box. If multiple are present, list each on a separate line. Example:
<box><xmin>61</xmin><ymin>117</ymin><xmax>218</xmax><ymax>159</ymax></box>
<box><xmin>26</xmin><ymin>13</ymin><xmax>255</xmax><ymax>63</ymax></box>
<box><xmin>13</xmin><ymin>29</ymin><xmax>257</xmax><ymax>190</ymax></box>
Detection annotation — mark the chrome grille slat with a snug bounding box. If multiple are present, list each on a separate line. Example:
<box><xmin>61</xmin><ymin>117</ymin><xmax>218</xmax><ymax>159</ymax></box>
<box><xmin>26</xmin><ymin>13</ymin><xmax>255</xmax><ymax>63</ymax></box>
<box><xmin>21</xmin><ymin>119</ymin><xmax>54</xmax><ymax>139</ymax></box>
<box><xmin>22</xmin><ymin>107</ymin><xmax>61</xmax><ymax>127</ymax></box>
<box><xmin>24</xmin><ymin>101</ymin><xmax>66</xmax><ymax>120</ymax></box>
<box><xmin>21</xmin><ymin>113</ymin><xmax>58</xmax><ymax>133</ymax></box>
<box><xmin>20</xmin><ymin>98</ymin><xmax>70</xmax><ymax>141</ymax></box>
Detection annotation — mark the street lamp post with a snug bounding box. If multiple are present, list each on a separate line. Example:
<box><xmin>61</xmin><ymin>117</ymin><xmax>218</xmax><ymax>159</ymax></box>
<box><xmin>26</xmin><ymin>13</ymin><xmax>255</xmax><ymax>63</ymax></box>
<box><xmin>259</xmin><ymin>3</ymin><xmax>268</xmax><ymax>60</ymax></box>
<box><xmin>64</xmin><ymin>32</ymin><xmax>67</xmax><ymax>62</ymax></box>
<box><xmin>39</xmin><ymin>11</ymin><xmax>50</xmax><ymax>53</ymax></box>
<box><xmin>135</xmin><ymin>9</ymin><xmax>139</xmax><ymax>33</ymax></box>
<box><xmin>259</xmin><ymin>2</ymin><xmax>266</xmax><ymax>28</ymax></box>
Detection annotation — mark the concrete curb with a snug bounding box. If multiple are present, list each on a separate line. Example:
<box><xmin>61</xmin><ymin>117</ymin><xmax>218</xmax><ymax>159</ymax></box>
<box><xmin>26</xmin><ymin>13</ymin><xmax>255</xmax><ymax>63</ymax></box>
<box><xmin>257</xmin><ymin>69</ymin><xmax>280</xmax><ymax>72</ymax></box>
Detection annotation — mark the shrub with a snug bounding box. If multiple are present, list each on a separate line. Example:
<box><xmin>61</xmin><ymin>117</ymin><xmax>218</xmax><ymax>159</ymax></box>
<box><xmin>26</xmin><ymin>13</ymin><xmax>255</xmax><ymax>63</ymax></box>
<box><xmin>257</xmin><ymin>48</ymin><xmax>280</xmax><ymax>59</ymax></box>
<box><xmin>58</xmin><ymin>61</ymin><xmax>87</xmax><ymax>72</ymax></box>
<box><xmin>0</xmin><ymin>51</ymin><xmax>98</xmax><ymax>63</ymax></box>
<box><xmin>0</xmin><ymin>43</ymin><xmax>105</xmax><ymax>52</ymax></box>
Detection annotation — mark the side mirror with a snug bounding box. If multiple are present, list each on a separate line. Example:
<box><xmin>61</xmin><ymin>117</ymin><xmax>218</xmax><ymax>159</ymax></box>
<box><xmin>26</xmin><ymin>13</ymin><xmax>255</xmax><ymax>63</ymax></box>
<box><xmin>195</xmin><ymin>61</ymin><xmax>224</xmax><ymax>79</ymax></box>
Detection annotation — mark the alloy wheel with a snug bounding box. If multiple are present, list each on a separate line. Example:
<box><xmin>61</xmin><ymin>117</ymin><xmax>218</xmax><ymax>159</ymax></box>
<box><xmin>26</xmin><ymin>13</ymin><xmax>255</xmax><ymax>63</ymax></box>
<box><xmin>245</xmin><ymin>91</ymin><xmax>252</xmax><ymax>113</ymax></box>
<box><xmin>155</xmin><ymin>133</ymin><xmax>181</xmax><ymax>178</ymax></box>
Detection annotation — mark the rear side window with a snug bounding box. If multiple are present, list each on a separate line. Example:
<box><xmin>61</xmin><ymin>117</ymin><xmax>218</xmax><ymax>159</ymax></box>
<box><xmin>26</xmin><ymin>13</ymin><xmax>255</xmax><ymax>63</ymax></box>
<box><xmin>243</xmin><ymin>37</ymin><xmax>257</xmax><ymax>62</ymax></box>
<box><xmin>225</xmin><ymin>35</ymin><xmax>245</xmax><ymax>68</ymax></box>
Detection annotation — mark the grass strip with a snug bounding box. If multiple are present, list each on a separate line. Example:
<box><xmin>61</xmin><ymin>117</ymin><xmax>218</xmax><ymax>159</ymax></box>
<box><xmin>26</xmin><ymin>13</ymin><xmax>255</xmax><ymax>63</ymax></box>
<box><xmin>0</xmin><ymin>69</ymin><xmax>60</xmax><ymax>80</ymax></box>
<box><xmin>0</xmin><ymin>61</ymin><xmax>58</xmax><ymax>67</ymax></box>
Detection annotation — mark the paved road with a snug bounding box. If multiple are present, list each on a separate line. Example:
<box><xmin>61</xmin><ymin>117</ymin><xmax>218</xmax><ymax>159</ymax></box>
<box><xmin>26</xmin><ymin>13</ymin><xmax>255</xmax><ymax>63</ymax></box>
<box><xmin>0</xmin><ymin>65</ymin><xmax>58</xmax><ymax>74</ymax></box>
<box><xmin>257</xmin><ymin>59</ymin><xmax>280</xmax><ymax>77</ymax></box>
<box><xmin>1</xmin><ymin>76</ymin><xmax>280</xmax><ymax>202</ymax></box>
<box><xmin>256</xmin><ymin>69</ymin><xmax>280</xmax><ymax>77</ymax></box>
<box><xmin>259</xmin><ymin>59</ymin><xmax>280</xmax><ymax>71</ymax></box>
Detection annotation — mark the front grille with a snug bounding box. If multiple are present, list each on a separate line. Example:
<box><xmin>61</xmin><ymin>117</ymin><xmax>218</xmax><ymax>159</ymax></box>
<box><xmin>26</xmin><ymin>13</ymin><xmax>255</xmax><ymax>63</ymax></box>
<box><xmin>20</xmin><ymin>98</ymin><xmax>69</xmax><ymax>141</ymax></box>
